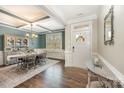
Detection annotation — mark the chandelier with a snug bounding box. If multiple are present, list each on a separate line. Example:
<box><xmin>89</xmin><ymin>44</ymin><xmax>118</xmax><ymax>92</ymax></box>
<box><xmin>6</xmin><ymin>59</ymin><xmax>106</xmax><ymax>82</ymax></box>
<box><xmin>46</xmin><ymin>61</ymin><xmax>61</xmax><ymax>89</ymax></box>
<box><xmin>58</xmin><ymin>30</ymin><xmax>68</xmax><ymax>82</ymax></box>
<box><xmin>25</xmin><ymin>23</ymin><xmax>38</xmax><ymax>39</ymax></box>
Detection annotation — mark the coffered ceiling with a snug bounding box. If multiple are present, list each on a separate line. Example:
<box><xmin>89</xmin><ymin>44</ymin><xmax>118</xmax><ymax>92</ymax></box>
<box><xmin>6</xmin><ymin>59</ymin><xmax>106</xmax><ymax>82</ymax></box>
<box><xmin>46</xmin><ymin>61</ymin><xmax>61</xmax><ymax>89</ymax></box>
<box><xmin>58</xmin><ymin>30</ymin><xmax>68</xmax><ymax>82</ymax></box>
<box><xmin>0</xmin><ymin>5</ymin><xmax>49</xmax><ymax>23</ymax></box>
<box><xmin>0</xmin><ymin>5</ymin><xmax>100</xmax><ymax>33</ymax></box>
<box><xmin>0</xmin><ymin>5</ymin><xmax>65</xmax><ymax>33</ymax></box>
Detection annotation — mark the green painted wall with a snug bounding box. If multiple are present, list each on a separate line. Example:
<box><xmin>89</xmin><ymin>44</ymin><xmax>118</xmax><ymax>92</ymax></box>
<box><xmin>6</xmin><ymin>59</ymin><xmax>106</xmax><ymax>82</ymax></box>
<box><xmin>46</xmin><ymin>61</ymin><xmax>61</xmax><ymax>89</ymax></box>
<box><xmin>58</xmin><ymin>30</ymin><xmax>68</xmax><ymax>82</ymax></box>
<box><xmin>29</xmin><ymin>36</ymin><xmax>41</xmax><ymax>49</ymax></box>
<box><xmin>0</xmin><ymin>26</ymin><xmax>40</xmax><ymax>51</ymax></box>
<box><xmin>62</xmin><ymin>31</ymin><xmax>65</xmax><ymax>49</ymax></box>
<box><xmin>0</xmin><ymin>25</ymin><xmax>65</xmax><ymax>50</ymax></box>
<box><xmin>39</xmin><ymin>34</ymin><xmax>46</xmax><ymax>48</ymax></box>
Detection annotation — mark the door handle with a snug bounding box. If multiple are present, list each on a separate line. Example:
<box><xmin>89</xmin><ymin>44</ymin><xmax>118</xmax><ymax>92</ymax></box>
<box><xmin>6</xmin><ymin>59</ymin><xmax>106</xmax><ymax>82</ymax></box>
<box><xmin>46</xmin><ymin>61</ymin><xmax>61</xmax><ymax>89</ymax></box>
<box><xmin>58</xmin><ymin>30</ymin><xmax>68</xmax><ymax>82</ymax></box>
<box><xmin>72</xmin><ymin>46</ymin><xmax>75</xmax><ymax>52</ymax></box>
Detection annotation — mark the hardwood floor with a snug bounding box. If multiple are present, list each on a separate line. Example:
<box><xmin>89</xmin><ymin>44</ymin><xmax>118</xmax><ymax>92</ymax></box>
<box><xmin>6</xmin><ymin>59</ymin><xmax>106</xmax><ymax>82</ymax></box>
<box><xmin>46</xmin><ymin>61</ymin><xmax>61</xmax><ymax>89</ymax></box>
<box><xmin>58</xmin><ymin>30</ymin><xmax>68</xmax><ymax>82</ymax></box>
<box><xmin>16</xmin><ymin>60</ymin><xmax>88</xmax><ymax>88</ymax></box>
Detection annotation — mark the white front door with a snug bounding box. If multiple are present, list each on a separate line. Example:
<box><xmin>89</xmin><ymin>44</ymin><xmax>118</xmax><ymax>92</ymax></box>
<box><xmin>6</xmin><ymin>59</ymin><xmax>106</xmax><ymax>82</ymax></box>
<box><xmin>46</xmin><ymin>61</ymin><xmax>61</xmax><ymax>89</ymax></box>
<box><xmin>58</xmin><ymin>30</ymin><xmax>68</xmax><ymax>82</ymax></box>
<box><xmin>71</xmin><ymin>23</ymin><xmax>91</xmax><ymax>69</ymax></box>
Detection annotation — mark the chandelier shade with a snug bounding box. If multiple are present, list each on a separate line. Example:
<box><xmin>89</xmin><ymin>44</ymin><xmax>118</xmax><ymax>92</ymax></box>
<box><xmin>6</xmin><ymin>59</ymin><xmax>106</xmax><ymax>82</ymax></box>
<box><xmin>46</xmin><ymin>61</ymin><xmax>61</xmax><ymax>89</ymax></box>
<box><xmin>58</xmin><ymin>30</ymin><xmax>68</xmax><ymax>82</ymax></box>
<box><xmin>25</xmin><ymin>23</ymin><xmax>38</xmax><ymax>39</ymax></box>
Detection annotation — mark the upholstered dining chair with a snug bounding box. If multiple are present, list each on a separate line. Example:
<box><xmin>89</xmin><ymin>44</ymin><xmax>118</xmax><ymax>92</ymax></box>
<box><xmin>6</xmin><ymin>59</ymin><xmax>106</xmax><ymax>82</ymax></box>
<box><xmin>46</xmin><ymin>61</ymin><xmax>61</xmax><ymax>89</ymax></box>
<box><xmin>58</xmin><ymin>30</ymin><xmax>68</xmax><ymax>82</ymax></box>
<box><xmin>35</xmin><ymin>53</ymin><xmax>47</xmax><ymax>65</ymax></box>
<box><xmin>41</xmin><ymin>53</ymin><xmax>47</xmax><ymax>63</ymax></box>
<box><xmin>24</xmin><ymin>54</ymin><xmax>36</xmax><ymax>70</ymax></box>
<box><xmin>17</xmin><ymin>56</ymin><xmax>26</xmax><ymax>70</ymax></box>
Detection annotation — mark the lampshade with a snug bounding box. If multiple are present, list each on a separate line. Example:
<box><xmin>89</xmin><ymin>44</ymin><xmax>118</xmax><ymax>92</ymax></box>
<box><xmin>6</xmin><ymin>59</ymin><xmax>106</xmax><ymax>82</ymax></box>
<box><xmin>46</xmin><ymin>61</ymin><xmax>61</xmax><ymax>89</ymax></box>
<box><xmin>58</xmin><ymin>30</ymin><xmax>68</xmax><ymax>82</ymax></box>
<box><xmin>25</xmin><ymin>23</ymin><xmax>38</xmax><ymax>39</ymax></box>
<box><xmin>35</xmin><ymin>34</ymin><xmax>38</xmax><ymax>38</ymax></box>
<box><xmin>26</xmin><ymin>33</ymin><xmax>29</xmax><ymax>37</ymax></box>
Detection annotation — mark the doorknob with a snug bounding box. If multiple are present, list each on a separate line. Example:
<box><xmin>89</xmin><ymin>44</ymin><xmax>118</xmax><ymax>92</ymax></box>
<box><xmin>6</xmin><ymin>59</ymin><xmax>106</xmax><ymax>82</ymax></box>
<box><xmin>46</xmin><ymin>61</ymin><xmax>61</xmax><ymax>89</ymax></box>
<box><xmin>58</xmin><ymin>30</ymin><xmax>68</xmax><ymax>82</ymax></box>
<box><xmin>72</xmin><ymin>46</ymin><xmax>75</xmax><ymax>52</ymax></box>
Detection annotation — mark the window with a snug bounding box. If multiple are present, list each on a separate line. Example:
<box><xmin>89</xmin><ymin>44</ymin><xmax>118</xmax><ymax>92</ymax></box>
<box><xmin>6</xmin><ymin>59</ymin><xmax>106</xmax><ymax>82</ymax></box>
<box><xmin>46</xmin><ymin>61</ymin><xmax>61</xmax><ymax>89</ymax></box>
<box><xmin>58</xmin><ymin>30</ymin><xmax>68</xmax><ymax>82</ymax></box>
<box><xmin>46</xmin><ymin>33</ymin><xmax>62</xmax><ymax>49</ymax></box>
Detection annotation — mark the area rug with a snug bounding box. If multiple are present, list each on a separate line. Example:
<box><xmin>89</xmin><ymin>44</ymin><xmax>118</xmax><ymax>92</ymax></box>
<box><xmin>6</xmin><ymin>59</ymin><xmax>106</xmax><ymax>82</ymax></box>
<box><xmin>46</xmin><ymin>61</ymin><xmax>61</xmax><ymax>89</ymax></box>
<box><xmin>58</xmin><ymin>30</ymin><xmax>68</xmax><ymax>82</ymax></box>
<box><xmin>0</xmin><ymin>59</ymin><xmax>60</xmax><ymax>88</ymax></box>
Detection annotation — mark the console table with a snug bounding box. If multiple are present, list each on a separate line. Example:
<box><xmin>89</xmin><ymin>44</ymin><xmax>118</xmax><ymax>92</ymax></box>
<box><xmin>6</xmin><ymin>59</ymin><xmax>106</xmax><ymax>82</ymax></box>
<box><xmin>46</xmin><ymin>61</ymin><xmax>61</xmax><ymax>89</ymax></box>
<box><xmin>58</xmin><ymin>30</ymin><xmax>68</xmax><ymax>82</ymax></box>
<box><xmin>86</xmin><ymin>60</ymin><xmax>122</xmax><ymax>88</ymax></box>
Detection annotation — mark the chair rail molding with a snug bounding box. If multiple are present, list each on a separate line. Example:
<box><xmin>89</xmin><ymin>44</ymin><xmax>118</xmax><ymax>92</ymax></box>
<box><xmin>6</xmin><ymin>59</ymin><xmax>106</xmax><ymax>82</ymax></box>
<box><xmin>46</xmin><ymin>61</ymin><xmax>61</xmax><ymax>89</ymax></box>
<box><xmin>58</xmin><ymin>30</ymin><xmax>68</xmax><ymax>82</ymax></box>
<box><xmin>94</xmin><ymin>53</ymin><xmax>124</xmax><ymax>87</ymax></box>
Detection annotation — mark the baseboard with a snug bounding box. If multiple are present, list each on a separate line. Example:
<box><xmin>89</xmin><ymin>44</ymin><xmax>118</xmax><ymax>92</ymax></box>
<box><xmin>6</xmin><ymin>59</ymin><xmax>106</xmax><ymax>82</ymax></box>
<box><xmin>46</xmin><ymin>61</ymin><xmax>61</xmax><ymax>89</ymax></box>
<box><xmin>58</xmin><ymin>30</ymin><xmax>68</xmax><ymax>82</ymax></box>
<box><xmin>95</xmin><ymin>53</ymin><xmax>124</xmax><ymax>87</ymax></box>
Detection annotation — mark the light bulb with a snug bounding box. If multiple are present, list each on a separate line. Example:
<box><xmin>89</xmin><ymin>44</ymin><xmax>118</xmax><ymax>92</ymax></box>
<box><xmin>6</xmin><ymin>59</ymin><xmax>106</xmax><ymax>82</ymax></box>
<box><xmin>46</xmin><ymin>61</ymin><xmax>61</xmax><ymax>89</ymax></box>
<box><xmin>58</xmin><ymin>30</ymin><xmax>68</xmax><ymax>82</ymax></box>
<box><xmin>26</xmin><ymin>33</ymin><xmax>29</xmax><ymax>37</ymax></box>
<box><xmin>35</xmin><ymin>35</ymin><xmax>38</xmax><ymax>38</ymax></box>
<box><xmin>32</xmin><ymin>33</ymin><xmax>35</xmax><ymax>38</ymax></box>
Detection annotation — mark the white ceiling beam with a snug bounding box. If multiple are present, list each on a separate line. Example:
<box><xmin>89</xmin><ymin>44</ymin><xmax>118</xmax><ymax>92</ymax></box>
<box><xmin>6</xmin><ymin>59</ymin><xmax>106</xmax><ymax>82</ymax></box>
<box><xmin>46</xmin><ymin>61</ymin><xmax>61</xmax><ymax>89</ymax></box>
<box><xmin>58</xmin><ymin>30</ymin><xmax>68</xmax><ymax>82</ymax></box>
<box><xmin>38</xmin><ymin>5</ymin><xmax>66</xmax><ymax>26</ymax></box>
<box><xmin>37</xmin><ymin>24</ymin><xmax>65</xmax><ymax>32</ymax></box>
<box><xmin>39</xmin><ymin>29</ymin><xmax>65</xmax><ymax>35</ymax></box>
<box><xmin>37</xmin><ymin>24</ymin><xmax>53</xmax><ymax>32</ymax></box>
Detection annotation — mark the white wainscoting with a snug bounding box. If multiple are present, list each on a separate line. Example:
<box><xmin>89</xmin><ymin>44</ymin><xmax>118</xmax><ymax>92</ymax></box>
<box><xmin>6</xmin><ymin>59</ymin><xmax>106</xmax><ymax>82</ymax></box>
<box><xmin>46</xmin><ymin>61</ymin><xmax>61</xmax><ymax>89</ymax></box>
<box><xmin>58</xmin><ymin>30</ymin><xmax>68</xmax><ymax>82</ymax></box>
<box><xmin>94</xmin><ymin>53</ymin><xmax>124</xmax><ymax>87</ymax></box>
<box><xmin>64</xmin><ymin>51</ymin><xmax>73</xmax><ymax>67</ymax></box>
<box><xmin>34</xmin><ymin>49</ymin><xmax>65</xmax><ymax>60</ymax></box>
<box><xmin>46</xmin><ymin>49</ymin><xmax>65</xmax><ymax>60</ymax></box>
<box><xmin>0</xmin><ymin>49</ymin><xmax>65</xmax><ymax>66</ymax></box>
<box><xmin>0</xmin><ymin>51</ymin><xmax>3</xmax><ymax>65</ymax></box>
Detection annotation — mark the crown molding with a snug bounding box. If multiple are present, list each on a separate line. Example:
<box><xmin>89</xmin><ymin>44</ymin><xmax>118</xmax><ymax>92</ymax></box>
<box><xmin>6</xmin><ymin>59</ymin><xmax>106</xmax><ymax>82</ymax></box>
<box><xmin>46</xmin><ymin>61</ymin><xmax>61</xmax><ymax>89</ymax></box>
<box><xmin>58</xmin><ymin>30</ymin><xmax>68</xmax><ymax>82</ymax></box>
<box><xmin>67</xmin><ymin>14</ymin><xmax>97</xmax><ymax>25</ymax></box>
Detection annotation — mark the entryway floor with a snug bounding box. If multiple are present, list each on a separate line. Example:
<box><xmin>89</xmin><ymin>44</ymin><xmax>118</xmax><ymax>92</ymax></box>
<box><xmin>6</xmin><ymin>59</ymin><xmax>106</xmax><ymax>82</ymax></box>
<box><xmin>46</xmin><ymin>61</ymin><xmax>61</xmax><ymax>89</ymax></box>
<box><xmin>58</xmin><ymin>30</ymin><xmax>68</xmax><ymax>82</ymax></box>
<box><xmin>16</xmin><ymin>60</ymin><xmax>88</xmax><ymax>88</ymax></box>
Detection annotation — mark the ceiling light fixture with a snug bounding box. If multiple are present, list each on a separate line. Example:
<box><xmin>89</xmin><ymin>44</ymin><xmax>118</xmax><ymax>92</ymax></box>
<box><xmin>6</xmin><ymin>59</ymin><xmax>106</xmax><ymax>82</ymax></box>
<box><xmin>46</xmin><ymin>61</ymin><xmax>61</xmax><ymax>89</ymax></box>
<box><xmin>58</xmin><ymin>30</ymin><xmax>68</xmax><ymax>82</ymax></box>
<box><xmin>25</xmin><ymin>23</ymin><xmax>38</xmax><ymax>39</ymax></box>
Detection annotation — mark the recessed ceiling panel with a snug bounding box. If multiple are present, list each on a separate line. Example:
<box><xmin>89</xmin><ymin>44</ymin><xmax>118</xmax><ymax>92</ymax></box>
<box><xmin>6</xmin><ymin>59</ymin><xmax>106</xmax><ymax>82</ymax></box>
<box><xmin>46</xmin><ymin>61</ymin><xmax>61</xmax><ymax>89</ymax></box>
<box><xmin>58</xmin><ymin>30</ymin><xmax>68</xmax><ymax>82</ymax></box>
<box><xmin>35</xmin><ymin>18</ymin><xmax>64</xmax><ymax>30</ymax></box>
<box><xmin>20</xmin><ymin>24</ymin><xmax>49</xmax><ymax>32</ymax></box>
<box><xmin>1</xmin><ymin>5</ymin><xmax>49</xmax><ymax>22</ymax></box>
<box><xmin>0</xmin><ymin>12</ymin><xmax>27</xmax><ymax>27</ymax></box>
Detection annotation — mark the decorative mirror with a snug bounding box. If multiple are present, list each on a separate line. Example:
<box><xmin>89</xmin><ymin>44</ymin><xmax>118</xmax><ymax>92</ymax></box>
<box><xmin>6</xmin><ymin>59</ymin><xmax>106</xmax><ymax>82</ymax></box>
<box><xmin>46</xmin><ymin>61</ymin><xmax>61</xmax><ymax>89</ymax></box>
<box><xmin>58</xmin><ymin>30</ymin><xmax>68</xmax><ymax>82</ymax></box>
<box><xmin>104</xmin><ymin>6</ymin><xmax>114</xmax><ymax>45</ymax></box>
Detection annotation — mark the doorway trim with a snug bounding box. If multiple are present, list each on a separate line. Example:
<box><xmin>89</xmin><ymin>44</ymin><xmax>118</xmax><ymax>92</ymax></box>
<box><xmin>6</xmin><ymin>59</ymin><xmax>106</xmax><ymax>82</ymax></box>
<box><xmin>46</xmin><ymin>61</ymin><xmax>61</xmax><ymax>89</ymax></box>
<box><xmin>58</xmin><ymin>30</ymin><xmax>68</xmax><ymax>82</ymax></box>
<box><xmin>70</xmin><ymin>21</ymin><xmax>93</xmax><ymax>68</ymax></box>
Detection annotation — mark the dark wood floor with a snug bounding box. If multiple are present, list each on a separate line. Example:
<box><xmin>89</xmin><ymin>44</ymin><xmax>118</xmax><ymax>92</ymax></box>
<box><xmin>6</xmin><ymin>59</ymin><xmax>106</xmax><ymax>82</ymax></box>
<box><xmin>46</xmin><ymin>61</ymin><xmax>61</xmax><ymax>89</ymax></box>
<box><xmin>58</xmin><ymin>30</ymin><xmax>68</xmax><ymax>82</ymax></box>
<box><xmin>16</xmin><ymin>60</ymin><xmax>88</xmax><ymax>88</ymax></box>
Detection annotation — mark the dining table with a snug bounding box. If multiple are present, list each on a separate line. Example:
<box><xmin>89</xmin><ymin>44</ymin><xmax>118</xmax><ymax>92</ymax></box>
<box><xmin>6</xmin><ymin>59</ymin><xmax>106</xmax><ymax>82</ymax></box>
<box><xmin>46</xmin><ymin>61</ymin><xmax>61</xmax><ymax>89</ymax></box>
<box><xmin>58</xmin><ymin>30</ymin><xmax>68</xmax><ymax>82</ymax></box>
<box><xmin>6</xmin><ymin>51</ymin><xmax>46</xmax><ymax>70</ymax></box>
<box><xmin>7</xmin><ymin>52</ymin><xmax>37</xmax><ymax>62</ymax></box>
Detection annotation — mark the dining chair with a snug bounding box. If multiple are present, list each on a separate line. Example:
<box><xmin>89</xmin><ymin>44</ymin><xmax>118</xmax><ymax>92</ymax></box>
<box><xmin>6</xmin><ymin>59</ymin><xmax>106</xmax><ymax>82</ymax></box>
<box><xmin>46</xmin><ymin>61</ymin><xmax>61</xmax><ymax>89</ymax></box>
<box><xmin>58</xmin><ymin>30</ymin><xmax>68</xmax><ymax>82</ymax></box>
<box><xmin>42</xmin><ymin>53</ymin><xmax>47</xmax><ymax>63</ymax></box>
<box><xmin>24</xmin><ymin>54</ymin><xmax>36</xmax><ymax>70</ymax></box>
<box><xmin>36</xmin><ymin>53</ymin><xmax>47</xmax><ymax>65</ymax></box>
<box><xmin>17</xmin><ymin>56</ymin><xmax>26</xmax><ymax>70</ymax></box>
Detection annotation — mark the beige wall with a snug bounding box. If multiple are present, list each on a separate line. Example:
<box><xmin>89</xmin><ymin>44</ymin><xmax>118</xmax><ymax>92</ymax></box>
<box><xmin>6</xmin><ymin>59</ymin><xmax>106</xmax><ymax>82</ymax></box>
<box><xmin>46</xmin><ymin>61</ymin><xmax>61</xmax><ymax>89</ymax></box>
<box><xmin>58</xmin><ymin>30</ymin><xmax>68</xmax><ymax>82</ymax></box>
<box><xmin>92</xmin><ymin>20</ymin><xmax>98</xmax><ymax>53</ymax></box>
<box><xmin>98</xmin><ymin>5</ymin><xmax>124</xmax><ymax>74</ymax></box>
